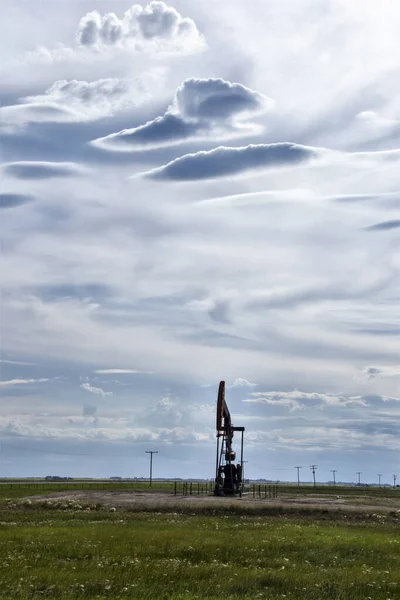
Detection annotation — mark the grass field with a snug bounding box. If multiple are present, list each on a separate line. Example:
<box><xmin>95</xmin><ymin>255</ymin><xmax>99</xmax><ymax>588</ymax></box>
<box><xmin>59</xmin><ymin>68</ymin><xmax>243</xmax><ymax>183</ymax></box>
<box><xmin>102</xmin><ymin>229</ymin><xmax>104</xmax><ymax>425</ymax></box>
<box><xmin>0</xmin><ymin>481</ymin><xmax>180</xmax><ymax>499</ymax></box>
<box><xmin>1</xmin><ymin>493</ymin><xmax>399</xmax><ymax>600</ymax></box>
<box><xmin>0</xmin><ymin>480</ymin><xmax>397</xmax><ymax>500</ymax></box>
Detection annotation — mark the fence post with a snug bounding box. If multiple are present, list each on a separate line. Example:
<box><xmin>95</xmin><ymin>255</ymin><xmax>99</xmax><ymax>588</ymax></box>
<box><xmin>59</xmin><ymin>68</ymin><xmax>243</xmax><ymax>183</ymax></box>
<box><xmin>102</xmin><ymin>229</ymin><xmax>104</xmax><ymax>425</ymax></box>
<box><xmin>174</xmin><ymin>481</ymin><xmax>177</xmax><ymax>496</ymax></box>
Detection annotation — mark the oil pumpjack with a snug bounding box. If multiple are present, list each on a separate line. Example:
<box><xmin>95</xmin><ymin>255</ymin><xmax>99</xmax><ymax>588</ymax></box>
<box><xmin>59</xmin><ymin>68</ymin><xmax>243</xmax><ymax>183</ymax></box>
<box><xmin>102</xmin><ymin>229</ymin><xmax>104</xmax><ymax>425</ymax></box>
<box><xmin>214</xmin><ymin>381</ymin><xmax>245</xmax><ymax>496</ymax></box>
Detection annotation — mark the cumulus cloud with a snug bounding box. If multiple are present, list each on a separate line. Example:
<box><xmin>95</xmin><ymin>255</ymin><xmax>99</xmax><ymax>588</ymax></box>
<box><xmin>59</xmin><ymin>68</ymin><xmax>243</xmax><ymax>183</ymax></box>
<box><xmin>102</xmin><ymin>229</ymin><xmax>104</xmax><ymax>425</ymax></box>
<box><xmin>150</xmin><ymin>396</ymin><xmax>183</xmax><ymax>426</ymax></box>
<box><xmin>2</xmin><ymin>161</ymin><xmax>88</xmax><ymax>180</ymax></box>
<box><xmin>80</xmin><ymin>383</ymin><xmax>112</xmax><ymax>397</ymax></box>
<box><xmin>228</xmin><ymin>378</ymin><xmax>257</xmax><ymax>388</ymax></box>
<box><xmin>9</xmin><ymin>2</ymin><xmax>204</xmax><ymax>75</ymax></box>
<box><xmin>76</xmin><ymin>2</ymin><xmax>204</xmax><ymax>52</ymax></box>
<box><xmin>92</xmin><ymin>78</ymin><xmax>273</xmax><ymax>151</ymax></box>
<box><xmin>0</xmin><ymin>378</ymin><xmax>49</xmax><ymax>387</ymax></box>
<box><xmin>140</xmin><ymin>142</ymin><xmax>319</xmax><ymax>181</ymax></box>
<box><xmin>1</xmin><ymin>193</ymin><xmax>34</xmax><ymax>209</ymax></box>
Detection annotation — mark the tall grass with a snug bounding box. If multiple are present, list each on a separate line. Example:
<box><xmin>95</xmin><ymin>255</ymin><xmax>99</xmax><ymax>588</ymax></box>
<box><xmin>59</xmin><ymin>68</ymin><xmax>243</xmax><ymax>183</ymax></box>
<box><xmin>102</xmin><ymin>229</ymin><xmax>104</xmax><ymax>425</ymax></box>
<box><xmin>0</xmin><ymin>503</ymin><xmax>399</xmax><ymax>599</ymax></box>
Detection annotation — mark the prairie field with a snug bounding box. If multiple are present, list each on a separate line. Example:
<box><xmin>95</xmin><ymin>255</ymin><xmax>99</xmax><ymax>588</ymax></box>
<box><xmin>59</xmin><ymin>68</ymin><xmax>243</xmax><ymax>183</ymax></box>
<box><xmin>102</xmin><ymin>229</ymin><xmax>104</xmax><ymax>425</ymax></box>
<box><xmin>0</xmin><ymin>486</ymin><xmax>399</xmax><ymax>600</ymax></box>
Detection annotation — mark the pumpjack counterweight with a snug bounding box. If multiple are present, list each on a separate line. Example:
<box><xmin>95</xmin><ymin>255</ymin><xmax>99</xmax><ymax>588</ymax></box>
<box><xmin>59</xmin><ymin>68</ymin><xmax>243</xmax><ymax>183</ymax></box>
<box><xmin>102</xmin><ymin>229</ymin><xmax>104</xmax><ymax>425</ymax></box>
<box><xmin>214</xmin><ymin>381</ymin><xmax>245</xmax><ymax>496</ymax></box>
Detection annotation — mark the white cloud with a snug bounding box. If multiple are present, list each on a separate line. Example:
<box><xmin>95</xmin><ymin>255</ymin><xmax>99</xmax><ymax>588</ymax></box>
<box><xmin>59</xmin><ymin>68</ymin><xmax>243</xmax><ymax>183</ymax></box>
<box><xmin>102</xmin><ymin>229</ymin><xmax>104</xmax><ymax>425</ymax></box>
<box><xmin>94</xmin><ymin>369</ymin><xmax>150</xmax><ymax>374</ymax></box>
<box><xmin>0</xmin><ymin>378</ymin><xmax>49</xmax><ymax>387</ymax></box>
<box><xmin>92</xmin><ymin>77</ymin><xmax>273</xmax><ymax>151</ymax></box>
<box><xmin>76</xmin><ymin>2</ymin><xmax>205</xmax><ymax>53</ymax></box>
<box><xmin>228</xmin><ymin>378</ymin><xmax>257</xmax><ymax>388</ymax></box>
<box><xmin>0</xmin><ymin>103</ymin><xmax>81</xmax><ymax>131</ymax></box>
<box><xmin>245</xmin><ymin>390</ymin><xmax>369</xmax><ymax>412</ymax></box>
<box><xmin>362</xmin><ymin>365</ymin><xmax>400</xmax><ymax>379</ymax></box>
<box><xmin>80</xmin><ymin>383</ymin><xmax>112</xmax><ymax>397</ymax></box>
<box><xmin>0</xmin><ymin>359</ymin><xmax>36</xmax><ymax>366</ymax></box>
<box><xmin>6</xmin><ymin>74</ymin><xmax>162</xmax><ymax>126</ymax></box>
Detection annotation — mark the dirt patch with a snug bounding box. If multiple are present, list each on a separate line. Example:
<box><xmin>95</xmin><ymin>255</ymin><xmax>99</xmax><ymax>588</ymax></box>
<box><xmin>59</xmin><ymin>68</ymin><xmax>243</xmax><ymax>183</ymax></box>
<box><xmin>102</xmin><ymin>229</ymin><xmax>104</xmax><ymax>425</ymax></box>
<box><xmin>25</xmin><ymin>489</ymin><xmax>400</xmax><ymax>518</ymax></box>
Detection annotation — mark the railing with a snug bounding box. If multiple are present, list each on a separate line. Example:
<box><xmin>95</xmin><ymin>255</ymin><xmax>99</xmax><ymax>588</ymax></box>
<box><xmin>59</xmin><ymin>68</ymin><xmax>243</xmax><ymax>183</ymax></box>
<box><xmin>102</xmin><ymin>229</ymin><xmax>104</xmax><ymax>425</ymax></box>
<box><xmin>252</xmin><ymin>484</ymin><xmax>279</xmax><ymax>499</ymax></box>
<box><xmin>173</xmin><ymin>481</ymin><xmax>214</xmax><ymax>496</ymax></box>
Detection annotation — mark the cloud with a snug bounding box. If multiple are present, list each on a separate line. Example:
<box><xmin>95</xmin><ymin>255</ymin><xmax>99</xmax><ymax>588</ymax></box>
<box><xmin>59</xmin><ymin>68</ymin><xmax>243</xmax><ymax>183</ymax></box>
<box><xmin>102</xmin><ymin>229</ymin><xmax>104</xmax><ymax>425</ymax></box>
<box><xmin>150</xmin><ymin>396</ymin><xmax>182</xmax><ymax>426</ymax></box>
<box><xmin>94</xmin><ymin>369</ymin><xmax>150</xmax><ymax>374</ymax></box>
<box><xmin>2</xmin><ymin>161</ymin><xmax>88</xmax><ymax>180</ymax></box>
<box><xmin>245</xmin><ymin>391</ymin><xmax>368</xmax><ymax>412</ymax></box>
<box><xmin>0</xmin><ymin>103</ymin><xmax>80</xmax><ymax>131</ymax></box>
<box><xmin>76</xmin><ymin>2</ymin><xmax>204</xmax><ymax>53</ymax></box>
<box><xmin>364</xmin><ymin>219</ymin><xmax>400</xmax><ymax>231</ymax></box>
<box><xmin>0</xmin><ymin>379</ymin><xmax>49</xmax><ymax>387</ymax></box>
<box><xmin>10</xmin><ymin>76</ymin><xmax>159</xmax><ymax>125</ymax></box>
<box><xmin>83</xmin><ymin>404</ymin><xmax>97</xmax><ymax>417</ymax></box>
<box><xmin>140</xmin><ymin>142</ymin><xmax>319</xmax><ymax>181</ymax></box>
<box><xmin>362</xmin><ymin>366</ymin><xmax>400</xmax><ymax>379</ymax></box>
<box><xmin>8</xmin><ymin>2</ymin><xmax>204</xmax><ymax>77</ymax></box>
<box><xmin>1</xmin><ymin>193</ymin><xmax>34</xmax><ymax>209</ymax></box>
<box><xmin>80</xmin><ymin>383</ymin><xmax>112</xmax><ymax>397</ymax></box>
<box><xmin>0</xmin><ymin>359</ymin><xmax>36</xmax><ymax>366</ymax></box>
<box><xmin>92</xmin><ymin>78</ymin><xmax>273</xmax><ymax>151</ymax></box>
<box><xmin>228</xmin><ymin>378</ymin><xmax>257</xmax><ymax>388</ymax></box>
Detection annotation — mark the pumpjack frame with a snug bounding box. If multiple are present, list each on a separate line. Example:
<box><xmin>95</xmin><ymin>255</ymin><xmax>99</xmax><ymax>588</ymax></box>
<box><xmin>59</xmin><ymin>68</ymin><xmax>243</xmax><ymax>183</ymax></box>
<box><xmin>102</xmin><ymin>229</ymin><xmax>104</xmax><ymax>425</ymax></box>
<box><xmin>214</xmin><ymin>381</ymin><xmax>245</xmax><ymax>496</ymax></box>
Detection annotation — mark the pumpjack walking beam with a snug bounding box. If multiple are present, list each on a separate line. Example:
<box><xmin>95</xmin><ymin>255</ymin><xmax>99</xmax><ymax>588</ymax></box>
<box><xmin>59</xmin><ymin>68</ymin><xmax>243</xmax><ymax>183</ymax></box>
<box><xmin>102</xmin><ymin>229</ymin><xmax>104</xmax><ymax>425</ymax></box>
<box><xmin>214</xmin><ymin>381</ymin><xmax>245</xmax><ymax>496</ymax></box>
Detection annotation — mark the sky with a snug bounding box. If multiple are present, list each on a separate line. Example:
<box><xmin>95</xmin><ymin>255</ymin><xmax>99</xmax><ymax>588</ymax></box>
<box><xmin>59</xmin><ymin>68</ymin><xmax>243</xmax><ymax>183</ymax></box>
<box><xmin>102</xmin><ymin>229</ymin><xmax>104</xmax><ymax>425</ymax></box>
<box><xmin>0</xmin><ymin>0</ymin><xmax>399</xmax><ymax>484</ymax></box>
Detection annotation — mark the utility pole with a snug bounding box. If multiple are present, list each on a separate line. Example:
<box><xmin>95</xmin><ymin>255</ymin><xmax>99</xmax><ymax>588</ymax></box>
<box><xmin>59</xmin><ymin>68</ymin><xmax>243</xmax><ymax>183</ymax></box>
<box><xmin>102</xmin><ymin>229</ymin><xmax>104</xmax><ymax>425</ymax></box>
<box><xmin>393</xmin><ymin>474</ymin><xmax>397</xmax><ymax>489</ymax></box>
<box><xmin>145</xmin><ymin>451</ymin><xmax>158</xmax><ymax>487</ymax></box>
<box><xmin>357</xmin><ymin>471</ymin><xmax>362</xmax><ymax>486</ymax></box>
<box><xmin>378</xmin><ymin>474</ymin><xmax>382</xmax><ymax>488</ymax></box>
<box><xmin>310</xmin><ymin>465</ymin><xmax>317</xmax><ymax>488</ymax></box>
<box><xmin>242</xmin><ymin>460</ymin><xmax>248</xmax><ymax>483</ymax></box>
<box><xmin>331</xmin><ymin>470</ymin><xmax>337</xmax><ymax>486</ymax></box>
<box><xmin>295</xmin><ymin>466</ymin><xmax>302</xmax><ymax>487</ymax></box>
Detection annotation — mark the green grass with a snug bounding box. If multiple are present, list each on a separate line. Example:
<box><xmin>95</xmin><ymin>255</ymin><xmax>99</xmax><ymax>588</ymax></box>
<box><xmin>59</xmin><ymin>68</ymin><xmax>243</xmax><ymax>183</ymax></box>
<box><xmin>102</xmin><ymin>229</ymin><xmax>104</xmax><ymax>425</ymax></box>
<box><xmin>1</xmin><ymin>480</ymin><xmax>397</xmax><ymax>502</ymax></box>
<box><xmin>0</xmin><ymin>502</ymin><xmax>399</xmax><ymax>599</ymax></box>
<box><xmin>0</xmin><ymin>481</ymin><xmax>189</xmax><ymax>500</ymax></box>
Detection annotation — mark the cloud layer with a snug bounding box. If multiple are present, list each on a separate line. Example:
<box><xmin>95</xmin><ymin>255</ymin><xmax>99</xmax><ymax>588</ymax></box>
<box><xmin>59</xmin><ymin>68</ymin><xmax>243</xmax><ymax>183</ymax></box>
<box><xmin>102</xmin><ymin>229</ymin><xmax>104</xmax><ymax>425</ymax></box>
<box><xmin>3</xmin><ymin>161</ymin><xmax>88</xmax><ymax>180</ymax></box>
<box><xmin>141</xmin><ymin>142</ymin><xmax>319</xmax><ymax>180</ymax></box>
<box><xmin>92</xmin><ymin>78</ymin><xmax>273</xmax><ymax>151</ymax></box>
<box><xmin>80</xmin><ymin>383</ymin><xmax>112</xmax><ymax>397</ymax></box>
<box><xmin>2</xmin><ymin>0</ymin><xmax>400</xmax><ymax>481</ymax></box>
<box><xmin>1</xmin><ymin>193</ymin><xmax>34</xmax><ymax>209</ymax></box>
